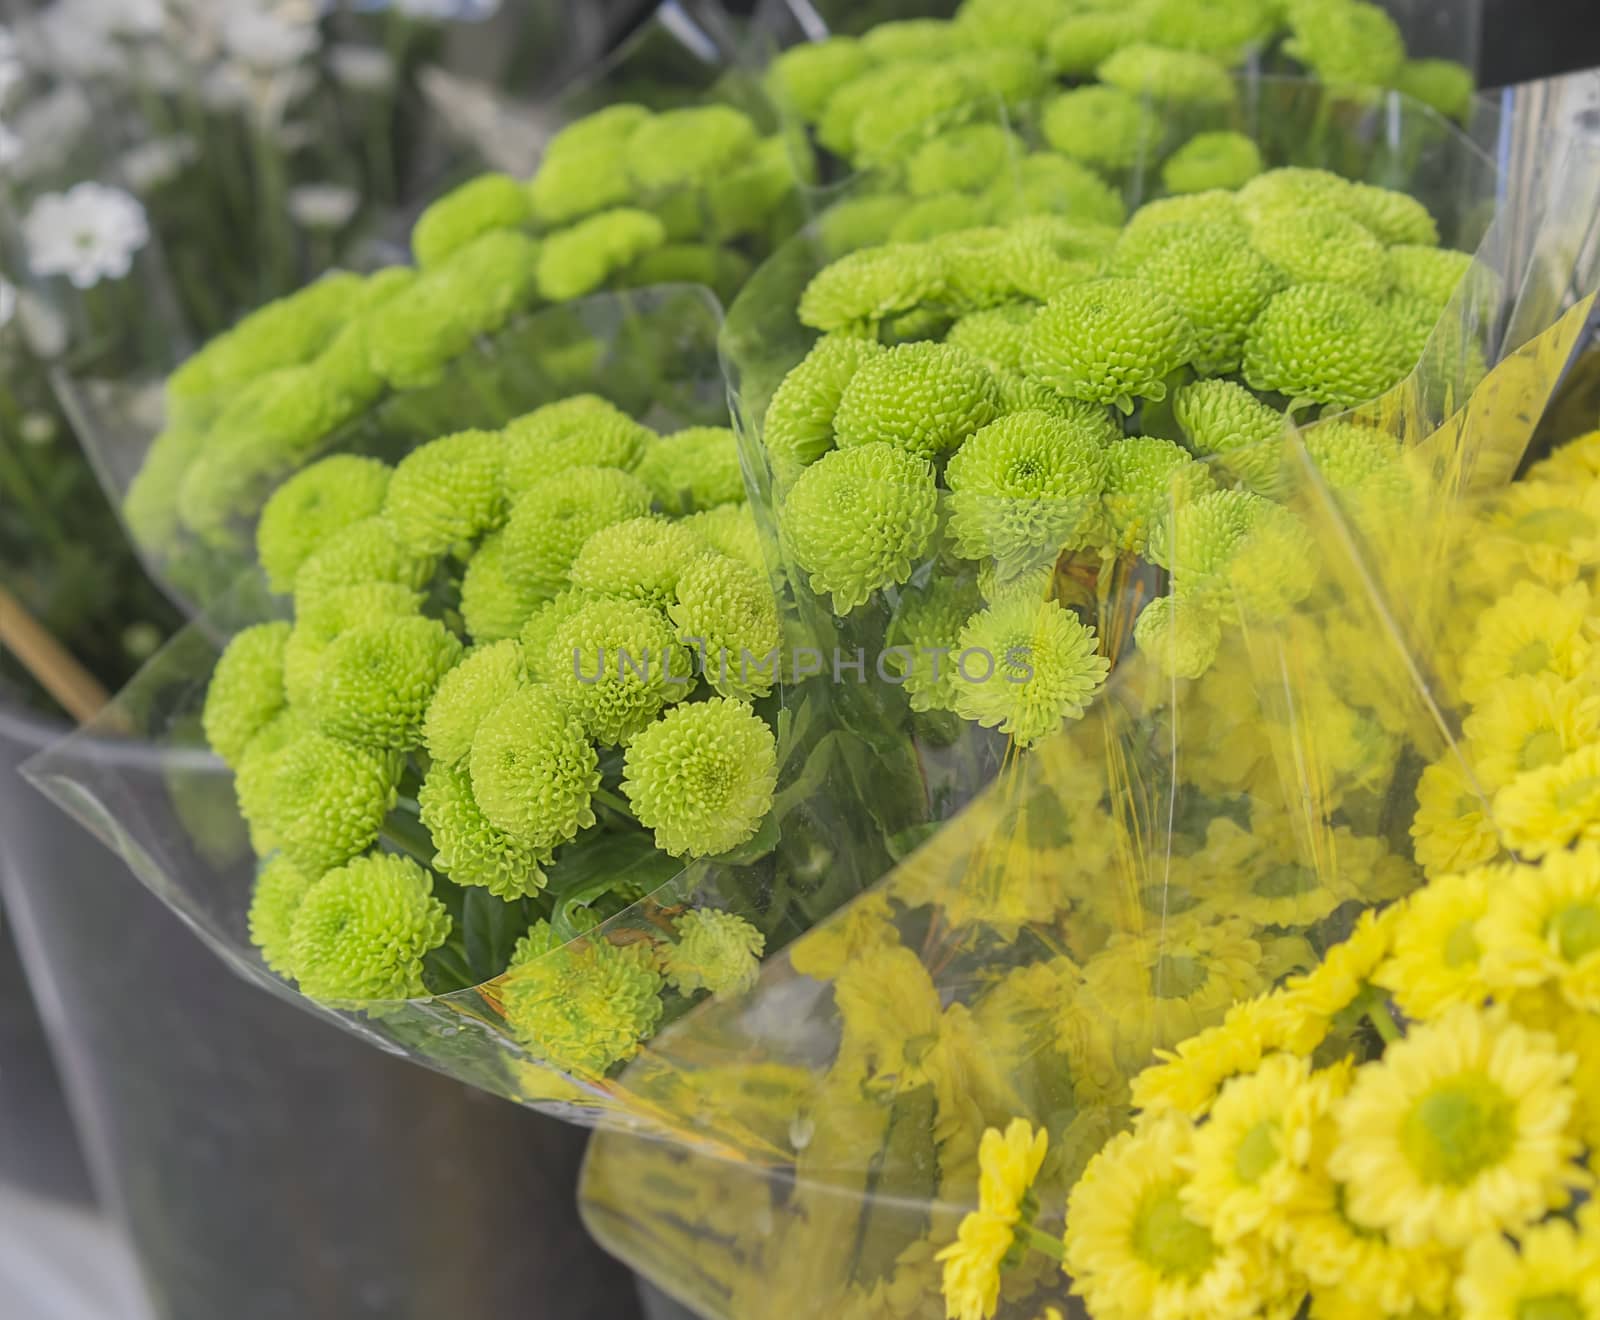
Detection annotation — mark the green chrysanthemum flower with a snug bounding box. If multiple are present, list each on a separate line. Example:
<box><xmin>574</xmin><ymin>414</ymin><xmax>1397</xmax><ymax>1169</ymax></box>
<box><xmin>763</xmin><ymin>335</ymin><xmax>886</xmax><ymax>474</ymax></box>
<box><xmin>468</xmin><ymin>684</ymin><xmax>599</xmax><ymax>849</ymax></box>
<box><xmin>255</xmin><ymin>732</ymin><xmax>402</xmax><ymax>877</ymax></box>
<box><xmin>165</xmin><ymin>273</ymin><xmax>362</xmax><ymax>421</ymax></box>
<box><xmin>204</xmin><ymin>621</ymin><xmax>291</xmax><ymax>768</ymax></box>
<box><xmin>1389</xmin><ymin>244</ymin><xmax>1473</xmax><ymax>307</ymax></box>
<box><xmin>1173</xmin><ymin>378</ymin><xmax>1289</xmax><ymax>495</ymax></box>
<box><xmin>946</xmin><ymin>304</ymin><xmax>1037</xmax><ymax>374</ymax></box>
<box><xmin>282</xmin><ymin>582</ymin><xmax>422</xmax><ymax>707</ymax></box>
<box><xmin>1302</xmin><ymin>420</ymin><xmax>1404</xmax><ymax>491</ymax></box>
<box><xmin>816</xmin><ymin>63</ymin><xmax>926</xmax><ymax>159</ymax></box>
<box><xmin>366</xmin><ymin>230</ymin><xmax>542</xmax><ymax>390</ymax></box>
<box><xmin>1394</xmin><ymin>58</ymin><xmax>1477</xmax><ymax>124</ymax></box>
<box><xmin>527</xmin><ymin>104</ymin><xmax>649</xmax><ymax>227</ymax></box>
<box><xmin>536</xmin><ymin>208</ymin><xmax>666</xmax><ymax>303</ymax></box>
<box><xmin>707</xmin><ymin>134</ymin><xmax>803</xmax><ymax>241</ymax></box>
<box><xmin>622</xmin><ymin>243</ymin><xmax>749</xmax><ymax>301</ymax></box>
<box><xmin>569</xmin><ymin>516</ymin><xmax>708</xmax><ymax>606</ymax></box>
<box><xmin>1242</xmin><ymin>283</ymin><xmax>1405</xmax><ymax>409</ymax></box>
<box><xmin>954</xmin><ymin>0</ymin><xmax>1067</xmax><ymax>51</ymax></box>
<box><xmin>1250</xmin><ymin>206</ymin><xmax>1393</xmax><ymax>300</ymax></box>
<box><xmin>546</xmin><ymin>597</ymin><xmax>692</xmax><ymax>745</ymax></box>
<box><xmin>257</xmin><ymin>456</ymin><xmax>391</xmax><ymax>595</ymax></box>
<box><xmin>781</xmin><ymin>442</ymin><xmax>940</xmax><ymax>614</ymax></box>
<box><xmin>990</xmin><ymin>153</ymin><xmax>1127</xmax><ymax>228</ymax></box>
<box><xmin>622</xmin><ymin>698</ymin><xmax>777</xmax><ymax>858</ymax></box>
<box><xmin>248</xmin><ymin>854</ymin><xmax>317</xmax><ymax>978</ymax></box>
<box><xmin>984</xmin><ymin>232</ymin><xmax>1099</xmax><ymax>306</ymax></box>
<box><xmin>1101</xmin><ymin>436</ymin><xmax>1217</xmax><ymax>556</ymax></box>
<box><xmin>664</xmin><ymin>909</ymin><xmax>766</xmax><ymax>997</ymax></box>
<box><xmin>1150</xmin><ymin>488</ymin><xmax>1315</xmax><ymax>612</ymax></box>
<box><xmin>1124</xmin><ymin>190</ymin><xmax>1246</xmax><ymax>240</ymax></box>
<box><xmin>289</xmin><ymin>853</ymin><xmax>450</xmax><ymax>1002</ymax></box>
<box><xmin>459</xmin><ymin>531</ymin><xmax>547</xmax><ymax>645</ymax></box>
<box><xmin>1112</xmin><ymin>220</ymin><xmax>1285</xmax><ymax>376</ymax></box>
<box><xmin>684</xmin><ymin>504</ymin><xmax>765</xmax><ymax>573</ymax></box>
<box><xmin>798</xmin><ymin>243</ymin><xmax>947</xmax><ymax>334</ymax></box>
<box><xmin>1097</xmin><ymin>44</ymin><xmax>1236</xmax><ymax>106</ymax></box>
<box><xmin>818</xmin><ymin>194</ymin><xmax>910</xmax><ymax>256</ymax></box>
<box><xmin>888</xmin><ymin>574</ymin><xmax>984</xmax><ymax>713</ymax></box>
<box><xmin>945</xmin><ymin>410</ymin><xmax>1110</xmax><ymax>570</ymax></box>
<box><xmin>499</xmin><ymin>465</ymin><xmax>654</xmax><ymax>597</ymax></box>
<box><xmin>1234</xmin><ymin>166</ymin><xmax>1355</xmax><ymax>226</ymax></box>
<box><xmin>767</xmin><ymin>37</ymin><xmax>874</xmax><ymax>122</ymax></box>
<box><xmin>306</xmin><ymin>615</ymin><xmax>464</xmax><ymax>750</ymax></box>
<box><xmin>668</xmin><ymin>554</ymin><xmax>782</xmax><ymax>700</ymax></box>
<box><xmin>889</xmin><ymin>193</ymin><xmax>992</xmax><ymax>244</ymax></box>
<box><xmin>517</xmin><ymin>590</ymin><xmax>590</xmax><ymax>682</ymax></box>
<box><xmin>1384</xmin><ymin>289</ymin><xmax>1442</xmax><ymax>372</ymax></box>
<box><xmin>234</xmin><ymin>711</ymin><xmax>303</xmax><ymax>856</ymax></box>
<box><xmin>1009</xmin><ymin>215</ymin><xmax>1122</xmax><ymax>263</ymax></box>
<box><xmin>1023</xmin><ymin>278</ymin><xmax>1197</xmax><ymax>414</ymax></box>
<box><xmin>950</xmin><ymin>46</ymin><xmax>1051</xmax><ymax>107</ymax></box>
<box><xmin>124</xmin><ymin>424</ymin><xmax>204</xmax><ymax>555</ymax></box>
<box><xmin>1040</xmin><ymin>86</ymin><xmax>1161</xmax><ymax>174</ymax></box>
<box><xmin>1133</xmin><ymin>594</ymin><xmax>1221</xmax><ymax>680</ymax></box>
<box><xmin>502</xmin><ymin>395</ymin><xmax>650</xmax><ymax>496</ymax></box>
<box><xmin>623</xmin><ymin>105</ymin><xmax>759</xmax><ymax>195</ymax></box>
<box><xmin>1361</xmin><ymin>181</ymin><xmax>1441</xmax><ymax>246</ymax></box>
<box><xmin>833</xmin><ymin>341</ymin><xmax>1003</xmax><ymax>460</ymax></box>
<box><xmin>418</xmin><ymin>760</ymin><xmax>548</xmax><ymax>900</ymax></box>
<box><xmin>1144</xmin><ymin>0</ymin><xmax>1277</xmax><ymax>58</ymax></box>
<box><xmin>499</xmin><ymin>923</ymin><xmax>663</xmax><ymax>1075</ymax></box>
<box><xmin>993</xmin><ymin>376</ymin><xmax>1123</xmax><ymax>439</ymax></box>
<box><xmin>422</xmin><ymin>639</ymin><xmax>527</xmax><ymax>767</ymax></box>
<box><xmin>1161</xmin><ymin>131</ymin><xmax>1264</xmax><ymax>194</ymax></box>
<box><xmin>952</xmin><ymin>597</ymin><xmax>1110</xmax><ymax>746</ymax></box>
<box><xmin>907</xmin><ymin>124</ymin><xmax>1025</xmax><ymax>197</ymax></box>
<box><xmin>1284</xmin><ymin>0</ymin><xmax>1405</xmax><ymax>87</ymax></box>
<box><xmin>412</xmin><ymin>173</ymin><xmax>532</xmax><ymax>270</ymax></box>
<box><xmin>1046</xmin><ymin>11</ymin><xmax>1149</xmax><ymax>76</ymax></box>
<box><xmin>382</xmin><ymin>429</ymin><xmax>506</xmax><ymax>558</ymax></box>
<box><xmin>293</xmin><ymin>516</ymin><xmax>435</xmax><ymax>612</ymax></box>
<box><xmin>635</xmin><ymin>427</ymin><xmax>744</xmax><ymax>515</ymax></box>
<box><xmin>849</xmin><ymin>68</ymin><xmax>991</xmax><ymax>169</ymax></box>
<box><xmin>860</xmin><ymin>18</ymin><xmax>962</xmax><ymax>62</ymax></box>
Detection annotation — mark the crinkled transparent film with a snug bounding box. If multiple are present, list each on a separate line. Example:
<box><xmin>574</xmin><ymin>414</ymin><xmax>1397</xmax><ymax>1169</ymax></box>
<box><xmin>571</xmin><ymin>220</ymin><xmax>1600</xmax><ymax>1320</ymax></box>
<box><xmin>3</xmin><ymin>0</ymin><xmax>806</xmax><ymax>615</ymax></box>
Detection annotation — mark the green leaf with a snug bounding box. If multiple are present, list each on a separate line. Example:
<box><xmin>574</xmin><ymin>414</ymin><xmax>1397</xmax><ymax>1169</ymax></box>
<box><xmin>461</xmin><ymin>887</ymin><xmax>532</xmax><ymax>983</ymax></box>
<box><xmin>715</xmin><ymin>812</ymin><xmax>781</xmax><ymax>865</ymax></box>
<box><xmin>544</xmin><ymin>828</ymin><xmax>682</xmax><ymax>907</ymax></box>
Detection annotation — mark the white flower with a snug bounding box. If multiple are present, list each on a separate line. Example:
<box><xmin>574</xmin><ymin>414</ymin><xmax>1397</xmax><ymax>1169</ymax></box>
<box><xmin>288</xmin><ymin>182</ymin><xmax>359</xmax><ymax>229</ymax></box>
<box><xmin>8</xmin><ymin>86</ymin><xmax>92</xmax><ymax>179</ymax></box>
<box><xmin>24</xmin><ymin>182</ymin><xmax>150</xmax><ymax>289</ymax></box>
<box><xmin>221</xmin><ymin>8</ymin><xmax>319</xmax><ymax>68</ymax></box>
<box><xmin>17</xmin><ymin>292</ymin><xmax>68</xmax><ymax>357</ymax></box>
<box><xmin>119</xmin><ymin>135</ymin><xmax>198</xmax><ymax>193</ymax></box>
<box><xmin>20</xmin><ymin>412</ymin><xmax>57</xmax><ymax>446</ymax></box>
<box><xmin>328</xmin><ymin>43</ymin><xmax>394</xmax><ymax>91</ymax></box>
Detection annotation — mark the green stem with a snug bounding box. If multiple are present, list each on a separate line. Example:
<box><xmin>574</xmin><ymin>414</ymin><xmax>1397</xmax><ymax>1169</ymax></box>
<box><xmin>1368</xmin><ymin>997</ymin><xmax>1404</xmax><ymax>1045</ymax></box>
<box><xmin>592</xmin><ymin>786</ymin><xmax>633</xmax><ymax>818</ymax></box>
<box><xmin>381</xmin><ymin>810</ymin><xmax>435</xmax><ymax>867</ymax></box>
<box><xmin>1024</xmin><ymin>1223</ymin><xmax>1064</xmax><ymax>1263</ymax></box>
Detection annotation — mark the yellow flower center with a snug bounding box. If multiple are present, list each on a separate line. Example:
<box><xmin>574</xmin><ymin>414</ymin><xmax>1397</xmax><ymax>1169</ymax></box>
<box><xmin>1554</xmin><ymin>774</ymin><xmax>1600</xmax><ymax>813</ymax></box>
<box><xmin>1233</xmin><ymin>1119</ymin><xmax>1280</xmax><ymax>1184</ymax></box>
<box><xmin>1509</xmin><ymin>640</ymin><xmax>1553</xmax><ymax>676</ymax></box>
<box><xmin>1153</xmin><ymin>954</ymin><xmax>1208</xmax><ymax>1000</ymax></box>
<box><xmin>1552</xmin><ymin>901</ymin><xmax>1600</xmax><ymax>963</ymax></box>
<box><xmin>1401</xmin><ymin>1074</ymin><xmax>1516</xmax><ymax>1185</ymax></box>
<box><xmin>1131</xmin><ymin>1183</ymin><xmax>1217</xmax><ymax>1279</ymax></box>
<box><xmin>1518</xmin><ymin>1296</ymin><xmax>1585</xmax><ymax>1320</ymax></box>
<box><xmin>1520</xmin><ymin>728</ymin><xmax>1567</xmax><ymax>773</ymax></box>
<box><xmin>1510</xmin><ymin>507</ymin><xmax>1595</xmax><ymax>546</ymax></box>
<box><xmin>1444</xmin><ymin>919</ymin><xmax>1481</xmax><ymax>968</ymax></box>
<box><xmin>1254</xmin><ymin>863</ymin><xmax>1319</xmax><ymax>900</ymax></box>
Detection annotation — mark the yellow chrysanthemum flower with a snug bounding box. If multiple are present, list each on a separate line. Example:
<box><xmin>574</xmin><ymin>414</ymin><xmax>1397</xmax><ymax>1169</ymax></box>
<box><xmin>1496</xmin><ymin>743</ymin><xmax>1600</xmax><ymax>857</ymax></box>
<box><xmin>1411</xmin><ymin>753</ymin><xmax>1502</xmax><ymax>878</ymax></box>
<box><xmin>1083</xmin><ymin>918</ymin><xmax>1266</xmax><ymax>1069</ymax></box>
<box><xmin>1373</xmin><ymin>866</ymin><xmax>1500</xmax><ymax>1021</ymax></box>
<box><xmin>1179</xmin><ymin>1052</ymin><xmax>1333</xmax><ymax>1244</ymax></box>
<box><xmin>1065</xmin><ymin>1113</ymin><xmax>1263</xmax><ymax>1320</ymax></box>
<box><xmin>937</xmin><ymin>1119</ymin><xmax>1049</xmax><ymax>1320</ymax></box>
<box><xmin>936</xmin><ymin>1209</ymin><xmax>1014</xmax><ymax>1320</ymax></box>
<box><xmin>1528</xmin><ymin>429</ymin><xmax>1600</xmax><ymax>486</ymax></box>
<box><xmin>1480</xmin><ymin>844</ymin><xmax>1600</xmax><ymax>1011</ymax></box>
<box><xmin>1472</xmin><ymin>479</ymin><xmax>1600</xmax><ymax>588</ymax></box>
<box><xmin>1458</xmin><ymin>581</ymin><xmax>1593</xmax><ymax>707</ymax></box>
<box><xmin>1456</xmin><ymin>1211</ymin><xmax>1600</xmax><ymax>1320</ymax></box>
<box><xmin>1328</xmin><ymin>1004</ymin><xmax>1585</xmax><ymax>1249</ymax></box>
<box><xmin>1180</xmin><ymin>815</ymin><xmax>1350</xmax><ymax>929</ymax></box>
<box><xmin>1511</xmin><ymin>985</ymin><xmax>1600</xmax><ymax>1151</ymax></box>
<box><xmin>1465</xmin><ymin>673</ymin><xmax>1600</xmax><ymax>791</ymax></box>
<box><xmin>1283</xmin><ymin>906</ymin><xmax>1398</xmax><ymax>1021</ymax></box>
<box><xmin>1131</xmin><ymin>989</ymin><xmax>1325</xmax><ymax>1117</ymax></box>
